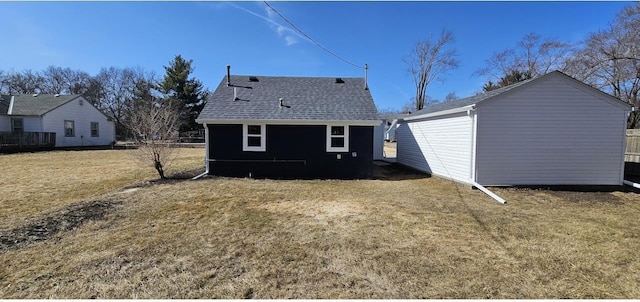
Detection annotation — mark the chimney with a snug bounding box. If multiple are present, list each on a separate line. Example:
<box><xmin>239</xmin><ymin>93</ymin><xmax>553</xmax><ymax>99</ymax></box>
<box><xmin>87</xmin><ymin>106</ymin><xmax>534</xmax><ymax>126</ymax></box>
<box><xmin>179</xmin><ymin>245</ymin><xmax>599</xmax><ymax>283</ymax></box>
<box><xmin>226</xmin><ymin>65</ymin><xmax>231</xmax><ymax>87</ymax></box>
<box><xmin>364</xmin><ymin>63</ymin><xmax>369</xmax><ymax>90</ymax></box>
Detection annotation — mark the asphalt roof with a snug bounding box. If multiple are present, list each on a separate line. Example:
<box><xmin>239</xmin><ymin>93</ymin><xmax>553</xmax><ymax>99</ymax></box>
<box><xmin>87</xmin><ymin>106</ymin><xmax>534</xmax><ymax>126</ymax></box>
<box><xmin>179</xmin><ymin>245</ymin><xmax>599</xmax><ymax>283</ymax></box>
<box><xmin>0</xmin><ymin>95</ymin><xmax>9</xmax><ymax>115</ymax></box>
<box><xmin>407</xmin><ymin>76</ymin><xmax>535</xmax><ymax>117</ymax></box>
<box><xmin>406</xmin><ymin>70</ymin><xmax>629</xmax><ymax>118</ymax></box>
<box><xmin>0</xmin><ymin>94</ymin><xmax>81</xmax><ymax>116</ymax></box>
<box><xmin>197</xmin><ymin>75</ymin><xmax>379</xmax><ymax>122</ymax></box>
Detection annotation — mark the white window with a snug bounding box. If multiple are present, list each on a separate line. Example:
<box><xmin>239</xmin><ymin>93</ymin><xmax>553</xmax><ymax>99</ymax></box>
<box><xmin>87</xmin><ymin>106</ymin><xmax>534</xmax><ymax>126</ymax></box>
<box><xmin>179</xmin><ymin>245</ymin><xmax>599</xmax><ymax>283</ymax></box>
<box><xmin>326</xmin><ymin>125</ymin><xmax>349</xmax><ymax>152</ymax></box>
<box><xmin>243</xmin><ymin>124</ymin><xmax>266</xmax><ymax>152</ymax></box>
<box><xmin>11</xmin><ymin>118</ymin><xmax>23</xmax><ymax>133</ymax></box>
<box><xmin>91</xmin><ymin>122</ymin><xmax>99</xmax><ymax>137</ymax></box>
<box><xmin>64</xmin><ymin>120</ymin><xmax>75</xmax><ymax>137</ymax></box>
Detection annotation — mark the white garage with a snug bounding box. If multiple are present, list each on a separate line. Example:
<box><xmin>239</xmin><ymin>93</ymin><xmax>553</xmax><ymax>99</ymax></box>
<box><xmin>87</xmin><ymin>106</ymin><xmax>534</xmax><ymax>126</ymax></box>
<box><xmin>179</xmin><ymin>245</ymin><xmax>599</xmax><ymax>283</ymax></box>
<box><xmin>396</xmin><ymin>71</ymin><xmax>631</xmax><ymax>186</ymax></box>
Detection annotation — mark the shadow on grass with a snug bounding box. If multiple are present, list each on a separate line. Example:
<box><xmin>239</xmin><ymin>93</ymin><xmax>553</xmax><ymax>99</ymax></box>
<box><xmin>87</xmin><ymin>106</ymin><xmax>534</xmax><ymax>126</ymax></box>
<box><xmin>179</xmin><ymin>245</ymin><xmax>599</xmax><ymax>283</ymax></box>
<box><xmin>371</xmin><ymin>162</ymin><xmax>431</xmax><ymax>181</ymax></box>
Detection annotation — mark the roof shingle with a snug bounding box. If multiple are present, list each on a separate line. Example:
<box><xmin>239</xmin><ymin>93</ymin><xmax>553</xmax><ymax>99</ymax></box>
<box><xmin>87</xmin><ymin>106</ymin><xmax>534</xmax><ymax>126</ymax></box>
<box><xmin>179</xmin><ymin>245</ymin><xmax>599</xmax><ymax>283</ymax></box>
<box><xmin>0</xmin><ymin>94</ymin><xmax>81</xmax><ymax>116</ymax></box>
<box><xmin>197</xmin><ymin>75</ymin><xmax>379</xmax><ymax>122</ymax></box>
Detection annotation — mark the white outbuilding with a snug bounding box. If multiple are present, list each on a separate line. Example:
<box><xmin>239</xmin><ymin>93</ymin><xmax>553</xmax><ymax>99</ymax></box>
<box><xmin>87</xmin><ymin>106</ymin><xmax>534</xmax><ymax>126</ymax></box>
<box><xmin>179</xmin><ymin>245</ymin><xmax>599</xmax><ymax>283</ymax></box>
<box><xmin>396</xmin><ymin>71</ymin><xmax>631</xmax><ymax>186</ymax></box>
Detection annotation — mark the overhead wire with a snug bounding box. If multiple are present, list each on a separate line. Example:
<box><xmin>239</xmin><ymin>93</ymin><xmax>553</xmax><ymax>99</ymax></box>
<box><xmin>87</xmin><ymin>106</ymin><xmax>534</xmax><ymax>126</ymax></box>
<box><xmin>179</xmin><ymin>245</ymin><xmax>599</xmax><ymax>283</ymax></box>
<box><xmin>262</xmin><ymin>1</ymin><xmax>365</xmax><ymax>70</ymax></box>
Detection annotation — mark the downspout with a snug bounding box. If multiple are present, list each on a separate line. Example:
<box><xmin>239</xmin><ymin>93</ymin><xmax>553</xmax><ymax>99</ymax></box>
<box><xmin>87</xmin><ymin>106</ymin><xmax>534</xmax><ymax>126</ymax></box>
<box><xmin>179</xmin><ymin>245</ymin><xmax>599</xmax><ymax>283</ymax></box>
<box><xmin>471</xmin><ymin>181</ymin><xmax>506</xmax><ymax>204</ymax></box>
<box><xmin>469</xmin><ymin>105</ymin><xmax>506</xmax><ymax>204</ymax></box>
<box><xmin>469</xmin><ymin>106</ymin><xmax>476</xmax><ymax>182</ymax></box>
<box><xmin>623</xmin><ymin>180</ymin><xmax>640</xmax><ymax>189</ymax></box>
<box><xmin>192</xmin><ymin>123</ymin><xmax>210</xmax><ymax>180</ymax></box>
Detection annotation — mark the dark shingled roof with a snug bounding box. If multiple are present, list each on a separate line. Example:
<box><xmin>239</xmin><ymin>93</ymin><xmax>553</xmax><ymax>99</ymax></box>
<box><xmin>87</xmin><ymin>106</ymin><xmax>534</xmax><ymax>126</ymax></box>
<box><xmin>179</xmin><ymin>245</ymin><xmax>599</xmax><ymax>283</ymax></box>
<box><xmin>0</xmin><ymin>94</ymin><xmax>81</xmax><ymax>116</ymax></box>
<box><xmin>197</xmin><ymin>75</ymin><xmax>379</xmax><ymax>122</ymax></box>
<box><xmin>408</xmin><ymin>77</ymin><xmax>534</xmax><ymax>117</ymax></box>
<box><xmin>0</xmin><ymin>95</ymin><xmax>9</xmax><ymax>115</ymax></box>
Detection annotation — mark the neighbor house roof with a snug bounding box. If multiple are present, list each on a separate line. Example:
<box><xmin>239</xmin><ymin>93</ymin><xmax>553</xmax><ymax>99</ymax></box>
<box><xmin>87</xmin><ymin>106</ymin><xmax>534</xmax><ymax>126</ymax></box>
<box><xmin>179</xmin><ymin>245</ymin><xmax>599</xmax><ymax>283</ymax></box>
<box><xmin>404</xmin><ymin>70</ymin><xmax>630</xmax><ymax>120</ymax></box>
<box><xmin>196</xmin><ymin>75</ymin><xmax>379</xmax><ymax>123</ymax></box>
<box><xmin>0</xmin><ymin>94</ymin><xmax>82</xmax><ymax>116</ymax></box>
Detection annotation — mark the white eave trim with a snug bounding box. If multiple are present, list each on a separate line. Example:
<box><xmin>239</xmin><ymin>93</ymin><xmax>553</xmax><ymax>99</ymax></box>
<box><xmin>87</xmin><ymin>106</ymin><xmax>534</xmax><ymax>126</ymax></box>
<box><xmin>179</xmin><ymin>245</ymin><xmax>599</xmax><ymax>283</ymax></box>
<box><xmin>402</xmin><ymin>105</ymin><xmax>476</xmax><ymax>122</ymax></box>
<box><xmin>7</xmin><ymin>96</ymin><xmax>14</xmax><ymax>115</ymax></box>
<box><xmin>196</xmin><ymin>118</ymin><xmax>381</xmax><ymax>126</ymax></box>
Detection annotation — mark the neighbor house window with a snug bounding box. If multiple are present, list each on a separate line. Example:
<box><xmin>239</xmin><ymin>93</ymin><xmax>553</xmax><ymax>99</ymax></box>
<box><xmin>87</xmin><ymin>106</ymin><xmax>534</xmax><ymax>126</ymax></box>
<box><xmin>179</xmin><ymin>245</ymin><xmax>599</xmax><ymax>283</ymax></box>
<box><xmin>11</xmin><ymin>118</ymin><xmax>24</xmax><ymax>133</ymax></box>
<box><xmin>64</xmin><ymin>120</ymin><xmax>75</xmax><ymax>137</ymax></box>
<box><xmin>243</xmin><ymin>124</ymin><xmax>266</xmax><ymax>152</ymax></box>
<box><xmin>326</xmin><ymin>125</ymin><xmax>349</xmax><ymax>152</ymax></box>
<box><xmin>91</xmin><ymin>122</ymin><xmax>99</xmax><ymax>137</ymax></box>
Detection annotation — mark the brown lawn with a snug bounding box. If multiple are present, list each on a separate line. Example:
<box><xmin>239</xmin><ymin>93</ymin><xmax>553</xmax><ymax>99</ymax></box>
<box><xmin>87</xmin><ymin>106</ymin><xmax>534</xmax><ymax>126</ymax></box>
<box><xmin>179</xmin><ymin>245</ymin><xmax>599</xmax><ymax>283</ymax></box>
<box><xmin>0</xmin><ymin>150</ymin><xmax>639</xmax><ymax>299</ymax></box>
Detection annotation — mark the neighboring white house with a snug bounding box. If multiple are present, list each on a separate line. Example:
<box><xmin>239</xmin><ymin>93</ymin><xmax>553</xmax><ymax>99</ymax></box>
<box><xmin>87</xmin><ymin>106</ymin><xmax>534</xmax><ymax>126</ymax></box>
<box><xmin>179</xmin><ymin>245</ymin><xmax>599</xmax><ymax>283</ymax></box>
<box><xmin>0</xmin><ymin>94</ymin><xmax>115</xmax><ymax>147</ymax></box>
<box><xmin>396</xmin><ymin>71</ymin><xmax>631</xmax><ymax>186</ymax></box>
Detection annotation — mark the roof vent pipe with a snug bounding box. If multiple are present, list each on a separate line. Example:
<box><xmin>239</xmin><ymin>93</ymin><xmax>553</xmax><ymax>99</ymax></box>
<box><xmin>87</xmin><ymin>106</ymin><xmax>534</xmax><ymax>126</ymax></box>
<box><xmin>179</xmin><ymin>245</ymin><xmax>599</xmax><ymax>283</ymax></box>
<box><xmin>226</xmin><ymin>65</ymin><xmax>231</xmax><ymax>87</ymax></box>
<box><xmin>364</xmin><ymin>63</ymin><xmax>369</xmax><ymax>90</ymax></box>
<box><xmin>279</xmin><ymin>98</ymin><xmax>284</xmax><ymax>107</ymax></box>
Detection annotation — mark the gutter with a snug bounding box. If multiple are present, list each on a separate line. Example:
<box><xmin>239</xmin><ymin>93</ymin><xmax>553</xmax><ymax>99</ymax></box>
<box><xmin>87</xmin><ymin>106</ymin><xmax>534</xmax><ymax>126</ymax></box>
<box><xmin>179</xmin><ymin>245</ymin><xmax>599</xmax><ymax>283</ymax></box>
<box><xmin>402</xmin><ymin>105</ymin><xmax>475</xmax><ymax>122</ymax></box>
<box><xmin>195</xmin><ymin>119</ymin><xmax>381</xmax><ymax>127</ymax></box>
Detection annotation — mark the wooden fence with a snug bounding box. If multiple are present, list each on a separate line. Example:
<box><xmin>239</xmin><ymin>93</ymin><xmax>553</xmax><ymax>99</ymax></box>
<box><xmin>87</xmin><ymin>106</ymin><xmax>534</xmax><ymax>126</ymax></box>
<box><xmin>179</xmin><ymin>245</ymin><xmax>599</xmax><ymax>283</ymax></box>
<box><xmin>0</xmin><ymin>131</ymin><xmax>56</xmax><ymax>151</ymax></box>
<box><xmin>625</xmin><ymin>129</ymin><xmax>640</xmax><ymax>176</ymax></box>
<box><xmin>626</xmin><ymin>129</ymin><xmax>640</xmax><ymax>162</ymax></box>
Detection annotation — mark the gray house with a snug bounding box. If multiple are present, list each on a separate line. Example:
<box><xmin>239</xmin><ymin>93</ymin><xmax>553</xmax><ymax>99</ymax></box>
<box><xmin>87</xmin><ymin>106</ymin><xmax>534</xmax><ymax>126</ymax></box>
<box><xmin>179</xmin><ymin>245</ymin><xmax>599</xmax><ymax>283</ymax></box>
<box><xmin>195</xmin><ymin>72</ymin><xmax>380</xmax><ymax>179</ymax></box>
<box><xmin>396</xmin><ymin>71</ymin><xmax>631</xmax><ymax>186</ymax></box>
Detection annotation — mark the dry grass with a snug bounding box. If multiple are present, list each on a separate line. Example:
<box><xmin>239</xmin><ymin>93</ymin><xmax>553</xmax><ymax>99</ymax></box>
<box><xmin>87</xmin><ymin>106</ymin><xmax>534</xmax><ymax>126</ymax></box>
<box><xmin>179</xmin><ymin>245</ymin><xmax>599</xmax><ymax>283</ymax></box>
<box><xmin>0</xmin><ymin>148</ymin><xmax>204</xmax><ymax>231</ymax></box>
<box><xmin>0</xmin><ymin>152</ymin><xmax>639</xmax><ymax>298</ymax></box>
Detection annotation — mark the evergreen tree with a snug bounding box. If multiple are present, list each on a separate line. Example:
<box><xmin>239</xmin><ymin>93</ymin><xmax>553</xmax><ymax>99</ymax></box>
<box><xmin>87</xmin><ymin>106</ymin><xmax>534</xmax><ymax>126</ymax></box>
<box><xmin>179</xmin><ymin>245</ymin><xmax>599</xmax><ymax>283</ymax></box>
<box><xmin>482</xmin><ymin>69</ymin><xmax>533</xmax><ymax>92</ymax></box>
<box><xmin>159</xmin><ymin>55</ymin><xmax>209</xmax><ymax>132</ymax></box>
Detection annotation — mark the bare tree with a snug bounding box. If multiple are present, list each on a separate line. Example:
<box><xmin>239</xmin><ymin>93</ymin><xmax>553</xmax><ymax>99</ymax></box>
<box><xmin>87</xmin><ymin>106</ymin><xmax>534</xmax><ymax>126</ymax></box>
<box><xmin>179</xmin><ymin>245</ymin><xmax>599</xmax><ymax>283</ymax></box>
<box><xmin>4</xmin><ymin>69</ymin><xmax>46</xmax><ymax>94</ymax></box>
<box><xmin>476</xmin><ymin>33</ymin><xmax>573</xmax><ymax>82</ymax></box>
<box><xmin>129</xmin><ymin>96</ymin><xmax>180</xmax><ymax>179</ymax></box>
<box><xmin>564</xmin><ymin>3</ymin><xmax>640</xmax><ymax>128</ymax></box>
<box><xmin>405</xmin><ymin>30</ymin><xmax>459</xmax><ymax>111</ymax></box>
<box><xmin>0</xmin><ymin>70</ymin><xmax>7</xmax><ymax>94</ymax></box>
<box><xmin>94</xmin><ymin>66</ymin><xmax>153</xmax><ymax>137</ymax></box>
<box><xmin>444</xmin><ymin>92</ymin><xmax>458</xmax><ymax>102</ymax></box>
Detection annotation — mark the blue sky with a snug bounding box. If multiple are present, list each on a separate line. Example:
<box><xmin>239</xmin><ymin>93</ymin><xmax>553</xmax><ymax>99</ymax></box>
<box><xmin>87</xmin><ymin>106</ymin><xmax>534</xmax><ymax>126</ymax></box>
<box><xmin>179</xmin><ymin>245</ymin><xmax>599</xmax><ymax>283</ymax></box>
<box><xmin>0</xmin><ymin>1</ymin><xmax>633</xmax><ymax>111</ymax></box>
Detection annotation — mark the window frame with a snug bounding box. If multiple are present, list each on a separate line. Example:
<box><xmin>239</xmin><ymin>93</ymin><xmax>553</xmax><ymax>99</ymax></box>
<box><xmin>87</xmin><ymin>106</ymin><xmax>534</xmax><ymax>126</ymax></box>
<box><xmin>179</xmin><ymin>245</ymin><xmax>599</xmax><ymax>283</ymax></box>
<box><xmin>90</xmin><ymin>122</ymin><xmax>99</xmax><ymax>137</ymax></box>
<box><xmin>326</xmin><ymin>124</ymin><xmax>349</xmax><ymax>152</ymax></box>
<box><xmin>64</xmin><ymin>120</ymin><xmax>75</xmax><ymax>137</ymax></box>
<box><xmin>11</xmin><ymin>118</ymin><xmax>24</xmax><ymax>133</ymax></box>
<box><xmin>242</xmin><ymin>124</ymin><xmax>266</xmax><ymax>152</ymax></box>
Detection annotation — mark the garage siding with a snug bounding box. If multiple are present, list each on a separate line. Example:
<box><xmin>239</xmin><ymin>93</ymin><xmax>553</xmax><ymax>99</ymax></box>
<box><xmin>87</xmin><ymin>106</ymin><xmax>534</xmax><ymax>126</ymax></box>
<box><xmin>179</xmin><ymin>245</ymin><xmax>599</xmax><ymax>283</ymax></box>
<box><xmin>475</xmin><ymin>75</ymin><xmax>627</xmax><ymax>185</ymax></box>
<box><xmin>396</xmin><ymin>112</ymin><xmax>473</xmax><ymax>183</ymax></box>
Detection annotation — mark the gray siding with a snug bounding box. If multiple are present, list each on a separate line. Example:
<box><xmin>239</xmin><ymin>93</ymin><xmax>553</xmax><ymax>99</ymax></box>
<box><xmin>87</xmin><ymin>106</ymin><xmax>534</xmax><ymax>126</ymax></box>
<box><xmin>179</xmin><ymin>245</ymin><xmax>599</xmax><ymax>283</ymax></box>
<box><xmin>373</xmin><ymin>120</ymin><xmax>384</xmax><ymax>160</ymax></box>
<box><xmin>475</xmin><ymin>75</ymin><xmax>627</xmax><ymax>185</ymax></box>
<box><xmin>397</xmin><ymin>112</ymin><xmax>473</xmax><ymax>183</ymax></box>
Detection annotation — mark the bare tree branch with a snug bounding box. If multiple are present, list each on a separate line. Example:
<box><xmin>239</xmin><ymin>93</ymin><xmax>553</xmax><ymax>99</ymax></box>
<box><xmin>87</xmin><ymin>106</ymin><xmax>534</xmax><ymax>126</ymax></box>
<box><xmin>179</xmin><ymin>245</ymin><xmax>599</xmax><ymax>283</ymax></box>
<box><xmin>129</xmin><ymin>96</ymin><xmax>179</xmax><ymax>179</ymax></box>
<box><xmin>404</xmin><ymin>29</ymin><xmax>459</xmax><ymax>111</ymax></box>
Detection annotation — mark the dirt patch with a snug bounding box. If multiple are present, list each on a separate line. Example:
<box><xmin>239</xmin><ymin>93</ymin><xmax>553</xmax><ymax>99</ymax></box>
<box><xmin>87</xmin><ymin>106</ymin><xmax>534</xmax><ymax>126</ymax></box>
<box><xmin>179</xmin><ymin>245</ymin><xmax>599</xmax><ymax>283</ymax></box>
<box><xmin>0</xmin><ymin>198</ymin><xmax>119</xmax><ymax>253</ymax></box>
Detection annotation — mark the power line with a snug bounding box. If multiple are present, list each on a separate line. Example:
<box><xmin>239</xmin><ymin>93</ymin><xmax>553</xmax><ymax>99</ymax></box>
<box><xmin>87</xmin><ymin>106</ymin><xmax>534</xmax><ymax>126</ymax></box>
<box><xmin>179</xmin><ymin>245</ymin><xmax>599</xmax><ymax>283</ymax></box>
<box><xmin>263</xmin><ymin>1</ymin><xmax>365</xmax><ymax>70</ymax></box>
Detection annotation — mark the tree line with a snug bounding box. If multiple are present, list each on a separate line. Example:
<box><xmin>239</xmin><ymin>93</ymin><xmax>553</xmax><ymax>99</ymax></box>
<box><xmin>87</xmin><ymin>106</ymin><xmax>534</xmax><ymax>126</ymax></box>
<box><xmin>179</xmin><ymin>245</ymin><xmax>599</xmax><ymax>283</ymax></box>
<box><xmin>406</xmin><ymin>3</ymin><xmax>640</xmax><ymax>128</ymax></box>
<box><xmin>0</xmin><ymin>55</ymin><xmax>209</xmax><ymax>137</ymax></box>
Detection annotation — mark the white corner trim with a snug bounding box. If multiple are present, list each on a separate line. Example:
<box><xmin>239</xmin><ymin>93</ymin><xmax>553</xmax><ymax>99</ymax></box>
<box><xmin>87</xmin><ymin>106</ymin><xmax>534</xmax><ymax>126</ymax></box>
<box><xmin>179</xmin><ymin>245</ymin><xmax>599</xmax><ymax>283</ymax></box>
<box><xmin>242</xmin><ymin>124</ymin><xmax>266</xmax><ymax>152</ymax></box>
<box><xmin>7</xmin><ymin>96</ymin><xmax>14</xmax><ymax>115</ymax></box>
